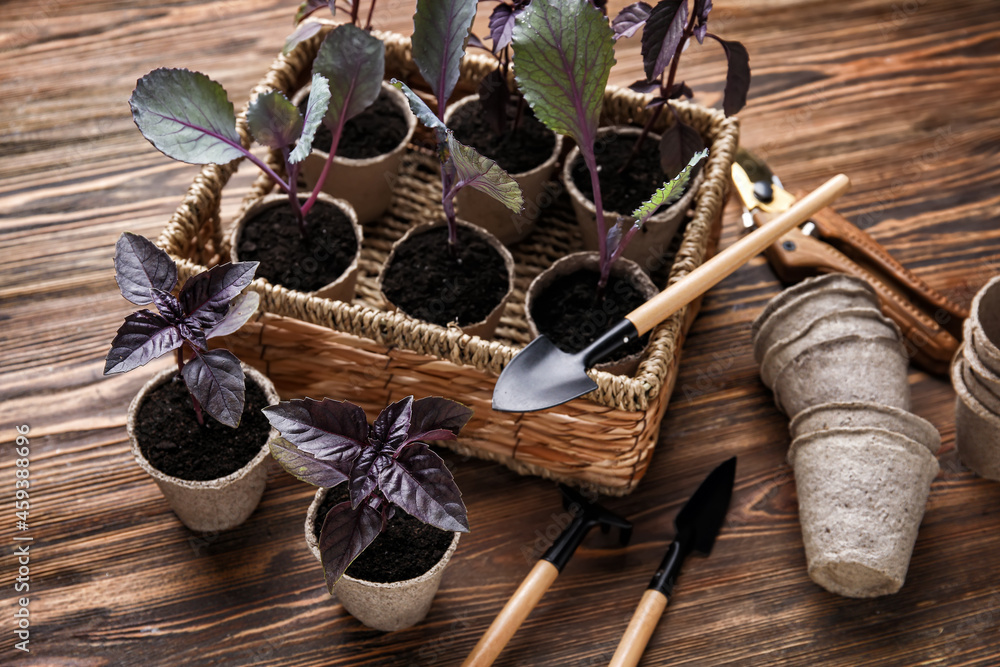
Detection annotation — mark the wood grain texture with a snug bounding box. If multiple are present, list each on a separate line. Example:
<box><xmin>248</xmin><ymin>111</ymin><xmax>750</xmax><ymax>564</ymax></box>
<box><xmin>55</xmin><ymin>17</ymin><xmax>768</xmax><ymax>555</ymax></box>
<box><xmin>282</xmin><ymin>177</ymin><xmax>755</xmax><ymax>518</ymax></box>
<box><xmin>2</xmin><ymin>0</ymin><xmax>1000</xmax><ymax>665</ymax></box>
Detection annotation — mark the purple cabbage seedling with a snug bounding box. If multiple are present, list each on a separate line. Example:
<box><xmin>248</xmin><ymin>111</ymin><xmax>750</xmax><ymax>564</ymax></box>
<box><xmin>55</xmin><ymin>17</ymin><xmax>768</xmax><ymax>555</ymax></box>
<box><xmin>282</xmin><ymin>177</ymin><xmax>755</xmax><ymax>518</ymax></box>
<box><xmin>130</xmin><ymin>24</ymin><xmax>383</xmax><ymax>236</ymax></box>
<box><xmin>264</xmin><ymin>395</ymin><xmax>473</xmax><ymax>587</ymax></box>
<box><xmin>512</xmin><ymin>0</ymin><xmax>707</xmax><ymax>291</ymax></box>
<box><xmin>612</xmin><ymin>0</ymin><xmax>750</xmax><ymax>174</ymax></box>
<box><xmin>104</xmin><ymin>232</ymin><xmax>260</xmax><ymax>428</ymax></box>
<box><xmin>285</xmin><ymin>0</ymin><xmax>381</xmax><ymax>54</ymax></box>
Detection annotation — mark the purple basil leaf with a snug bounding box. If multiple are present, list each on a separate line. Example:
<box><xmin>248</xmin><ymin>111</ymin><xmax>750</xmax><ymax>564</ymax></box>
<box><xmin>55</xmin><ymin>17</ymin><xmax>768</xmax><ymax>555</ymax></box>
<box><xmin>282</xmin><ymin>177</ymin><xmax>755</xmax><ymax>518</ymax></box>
<box><xmin>668</xmin><ymin>81</ymin><xmax>694</xmax><ymax>99</ymax></box>
<box><xmin>694</xmin><ymin>0</ymin><xmax>711</xmax><ymax>24</ymax></box>
<box><xmin>150</xmin><ymin>287</ymin><xmax>184</xmax><ymax>323</ymax></box>
<box><xmin>488</xmin><ymin>3</ymin><xmax>517</xmax><ymax>53</ymax></box>
<box><xmin>467</xmin><ymin>32</ymin><xmax>489</xmax><ymax>51</ymax></box>
<box><xmin>402</xmin><ymin>397</ymin><xmax>473</xmax><ymax>449</ymax></box>
<box><xmin>411</xmin><ymin>0</ymin><xmax>479</xmax><ymax>113</ymax></box>
<box><xmin>659</xmin><ymin>120</ymin><xmax>706</xmax><ymax>175</ymax></box>
<box><xmin>348</xmin><ymin>447</ymin><xmax>383</xmax><ymax>508</ymax></box>
<box><xmin>114</xmin><ymin>232</ymin><xmax>177</xmax><ymax>305</ymax></box>
<box><xmin>182</xmin><ymin>348</ymin><xmax>245</xmax><ymax>428</ymax></box>
<box><xmin>646</xmin><ymin>97</ymin><xmax>666</xmax><ymax>109</ymax></box>
<box><xmin>247</xmin><ymin>90</ymin><xmax>304</xmax><ymax>151</ymax></box>
<box><xmin>612</xmin><ymin>2</ymin><xmax>651</xmax><ymax>40</ymax></box>
<box><xmin>179</xmin><ymin>261</ymin><xmax>259</xmax><ymax>322</ymax></box>
<box><xmin>284</xmin><ymin>20</ymin><xmax>325</xmax><ymax>55</ymax></box>
<box><xmin>319</xmin><ymin>499</ymin><xmax>382</xmax><ymax>587</ymax></box>
<box><xmin>372</xmin><ymin>396</ymin><xmax>414</xmax><ymax>449</ymax></box>
<box><xmin>313</xmin><ymin>24</ymin><xmax>384</xmax><ymax>139</ymax></box>
<box><xmin>448</xmin><ymin>133</ymin><xmax>523</xmax><ymax>213</ymax></box>
<box><xmin>694</xmin><ymin>22</ymin><xmax>707</xmax><ymax>44</ymax></box>
<box><xmin>104</xmin><ymin>310</ymin><xmax>182</xmax><ymax>375</ymax></box>
<box><xmin>714</xmin><ymin>36</ymin><xmax>750</xmax><ymax>116</ymax></box>
<box><xmin>378</xmin><ymin>443</ymin><xmax>469</xmax><ymax>532</ymax></box>
<box><xmin>641</xmin><ymin>0</ymin><xmax>687</xmax><ymax>82</ymax></box>
<box><xmin>512</xmin><ymin>0</ymin><xmax>616</xmax><ymax>164</ymax></box>
<box><xmin>262</xmin><ymin>398</ymin><xmax>368</xmax><ymax>471</ymax></box>
<box><xmin>130</xmin><ymin>68</ymin><xmax>249</xmax><ymax>165</ymax></box>
<box><xmin>289</xmin><ymin>73</ymin><xmax>332</xmax><ymax>164</ymax></box>
<box><xmin>628</xmin><ymin>79</ymin><xmax>661</xmax><ymax>95</ymax></box>
<box><xmin>479</xmin><ymin>68</ymin><xmax>510</xmax><ymax>135</ymax></box>
<box><xmin>205</xmin><ymin>291</ymin><xmax>260</xmax><ymax>339</ymax></box>
<box><xmin>270</xmin><ymin>437</ymin><xmax>350</xmax><ymax>487</ymax></box>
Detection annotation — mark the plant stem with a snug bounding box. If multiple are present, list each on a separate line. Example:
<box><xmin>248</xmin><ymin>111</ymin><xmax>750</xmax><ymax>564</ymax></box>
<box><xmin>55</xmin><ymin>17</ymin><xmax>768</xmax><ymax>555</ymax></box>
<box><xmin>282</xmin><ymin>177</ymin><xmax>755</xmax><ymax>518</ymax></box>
<box><xmin>582</xmin><ymin>147</ymin><xmax>610</xmax><ymax>288</ymax></box>
<box><xmin>351</xmin><ymin>0</ymin><xmax>360</xmax><ymax>25</ymax></box>
<box><xmin>283</xmin><ymin>149</ymin><xmax>307</xmax><ymax>236</ymax></box>
<box><xmin>242</xmin><ymin>150</ymin><xmax>291</xmax><ymax>193</ymax></box>
<box><xmin>364</xmin><ymin>0</ymin><xmax>376</xmax><ymax>30</ymax></box>
<box><xmin>441</xmin><ymin>165</ymin><xmax>459</xmax><ymax>255</ymax></box>
<box><xmin>300</xmin><ymin>119</ymin><xmax>345</xmax><ymax>219</ymax></box>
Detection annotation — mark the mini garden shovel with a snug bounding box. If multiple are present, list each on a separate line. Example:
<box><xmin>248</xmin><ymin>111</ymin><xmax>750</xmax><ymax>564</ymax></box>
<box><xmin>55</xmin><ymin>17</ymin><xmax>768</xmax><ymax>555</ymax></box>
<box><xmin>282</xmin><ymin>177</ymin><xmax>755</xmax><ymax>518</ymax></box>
<box><xmin>609</xmin><ymin>456</ymin><xmax>737</xmax><ymax>667</ymax></box>
<box><xmin>492</xmin><ymin>174</ymin><xmax>851</xmax><ymax>413</ymax></box>
<box><xmin>462</xmin><ymin>486</ymin><xmax>632</xmax><ymax>667</ymax></box>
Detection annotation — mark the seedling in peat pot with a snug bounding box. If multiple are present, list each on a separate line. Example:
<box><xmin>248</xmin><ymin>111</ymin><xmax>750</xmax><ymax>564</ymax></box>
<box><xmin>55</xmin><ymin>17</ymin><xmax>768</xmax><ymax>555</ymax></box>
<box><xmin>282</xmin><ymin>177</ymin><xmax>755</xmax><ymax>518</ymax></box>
<box><xmin>612</xmin><ymin>0</ymin><xmax>750</xmax><ymax>173</ymax></box>
<box><xmin>512</xmin><ymin>0</ymin><xmax>707</xmax><ymax>291</ymax></box>
<box><xmin>104</xmin><ymin>232</ymin><xmax>260</xmax><ymax>428</ymax></box>
<box><xmin>264</xmin><ymin>396</ymin><xmax>473</xmax><ymax>587</ymax></box>
<box><xmin>130</xmin><ymin>23</ymin><xmax>384</xmax><ymax>237</ymax></box>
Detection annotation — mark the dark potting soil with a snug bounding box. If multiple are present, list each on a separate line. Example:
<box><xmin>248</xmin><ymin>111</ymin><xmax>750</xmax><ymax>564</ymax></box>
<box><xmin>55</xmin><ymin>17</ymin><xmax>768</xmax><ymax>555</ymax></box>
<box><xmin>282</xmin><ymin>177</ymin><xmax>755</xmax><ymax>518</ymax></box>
<box><xmin>571</xmin><ymin>131</ymin><xmax>691</xmax><ymax>215</ymax></box>
<box><xmin>314</xmin><ymin>484</ymin><xmax>455</xmax><ymax>583</ymax></box>
<box><xmin>135</xmin><ymin>372</ymin><xmax>272</xmax><ymax>482</ymax></box>
<box><xmin>530</xmin><ymin>267</ymin><xmax>651</xmax><ymax>361</ymax></box>
<box><xmin>237</xmin><ymin>199</ymin><xmax>357</xmax><ymax>293</ymax></box>
<box><xmin>305</xmin><ymin>89</ymin><xmax>409</xmax><ymax>160</ymax></box>
<box><xmin>381</xmin><ymin>226</ymin><xmax>509</xmax><ymax>327</ymax></box>
<box><xmin>448</xmin><ymin>98</ymin><xmax>557</xmax><ymax>175</ymax></box>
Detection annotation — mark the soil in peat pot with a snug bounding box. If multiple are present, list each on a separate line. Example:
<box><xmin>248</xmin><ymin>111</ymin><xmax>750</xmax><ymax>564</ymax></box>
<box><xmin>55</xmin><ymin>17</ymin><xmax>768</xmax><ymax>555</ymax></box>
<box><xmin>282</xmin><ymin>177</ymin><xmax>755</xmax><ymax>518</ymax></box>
<box><xmin>531</xmin><ymin>267</ymin><xmax>651</xmax><ymax>362</ymax></box>
<box><xmin>381</xmin><ymin>226</ymin><xmax>509</xmax><ymax>327</ymax></box>
<box><xmin>135</xmin><ymin>373</ymin><xmax>272</xmax><ymax>481</ymax></box>
<box><xmin>314</xmin><ymin>485</ymin><xmax>454</xmax><ymax>583</ymax></box>
<box><xmin>304</xmin><ymin>89</ymin><xmax>409</xmax><ymax>160</ymax></box>
<box><xmin>571</xmin><ymin>132</ymin><xmax>695</xmax><ymax>214</ymax></box>
<box><xmin>237</xmin><ymin>199</ymin><xmax>357</xmax><ymax>293</ymax></box>
<box><xmin>449</xmin><ymin>98</ymin><xmax>556</xmax><ymax>175</ymax></box>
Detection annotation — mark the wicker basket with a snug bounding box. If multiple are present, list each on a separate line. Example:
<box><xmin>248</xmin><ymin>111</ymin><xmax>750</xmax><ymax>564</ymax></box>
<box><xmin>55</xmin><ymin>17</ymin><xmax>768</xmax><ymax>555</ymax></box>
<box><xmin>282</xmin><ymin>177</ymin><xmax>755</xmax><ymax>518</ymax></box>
<box><xmin>157</xmin><ymin>30</ymin><xmax>739</xmax><ymax>496</ymax></box>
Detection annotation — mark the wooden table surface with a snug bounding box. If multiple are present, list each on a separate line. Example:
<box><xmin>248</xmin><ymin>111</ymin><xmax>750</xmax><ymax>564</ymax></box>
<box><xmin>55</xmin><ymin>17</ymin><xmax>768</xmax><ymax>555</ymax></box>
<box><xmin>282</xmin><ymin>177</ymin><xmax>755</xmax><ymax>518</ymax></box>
<box><xmin>3</xmin><ymin>0</ymin><xmax>1000</xmax><ymax>664</ymax></box>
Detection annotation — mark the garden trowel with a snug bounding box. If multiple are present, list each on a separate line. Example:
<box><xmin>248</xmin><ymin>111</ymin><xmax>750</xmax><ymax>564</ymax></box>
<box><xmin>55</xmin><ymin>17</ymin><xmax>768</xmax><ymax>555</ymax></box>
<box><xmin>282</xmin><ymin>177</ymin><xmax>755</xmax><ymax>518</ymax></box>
<box><xmin>608</xmin><ymin>456</ymin><xmax>737</xmax><ymax>667</ymax></box>
<box><xmin>462</xmin><ymin>485</ymin><xmax>632</xmax><ymax>667</ymax></box>
<box><xmin>492</xmin><ymin>175</ymin><xmax>851</xmax><ymax>412</ymax></box>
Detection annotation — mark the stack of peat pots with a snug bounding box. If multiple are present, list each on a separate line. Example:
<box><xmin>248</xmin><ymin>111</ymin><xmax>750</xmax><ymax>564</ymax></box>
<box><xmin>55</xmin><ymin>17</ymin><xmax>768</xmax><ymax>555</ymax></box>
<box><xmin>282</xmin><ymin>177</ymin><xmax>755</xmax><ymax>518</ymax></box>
<box><xmin>952</xmin><ymin>275</ymin><xmax>1000</xmax><ymax>480</ymax></box>
<box><xmin>752</xmin><ymin>273</ymin><xmax>940</xmax><ymax>598</ymax></box>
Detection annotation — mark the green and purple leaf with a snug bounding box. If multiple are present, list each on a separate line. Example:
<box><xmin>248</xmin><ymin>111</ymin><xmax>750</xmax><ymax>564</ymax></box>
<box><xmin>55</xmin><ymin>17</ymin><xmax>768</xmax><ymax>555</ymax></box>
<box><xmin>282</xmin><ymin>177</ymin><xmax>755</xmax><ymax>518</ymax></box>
<box><xmin>289</xmin><ymin>73</ymin><xmax>332</xmax><ymax>164</ymax></box>
<box><xmin>712</xmin><ymin>36</ymin><xmax>750</xmax><ymax>116</ymax></box>
<box><xmin>270</xmin><ymin>438</ymin><xmax>350</xmax><ymax>487</ymax></box>
<box><xmin>378</xmin><ymin>443</ymin><xmax>469</xmax><ymax>532</ymax></box>
<box><xmin>631</xmin><ymin>148</ymin><xmax>707</xmax><ymax>225</ymax></box>
<box><xmin>205</xmin><ymin>291</ymin><xmax>260</xmax><ymax>339</ymax></box>
<box><xmin>312</xmin><ymin>24</ymin><xmax>385</xmax><ymax>136</ymax></box>
<box><xmin>319</xmin><ymin>499</ymin><xmax>383</xmax><ymax>587</ymax></box>
<box><xmin>130</xmin><ymin>68</ymin><xmax>247</xmax><ymax>165</ymax></box>
<box><xmin>447</xmin><ymin>133</ymin><xmax>523</xmax><ymax>213</ymax></box>
<box><xmin>659</xmin><ymin>119</ymin><xmax>705</xmax><ymax>175</ymax></box>
<box><xmin>113</xmin><ymin>232</ymin><xmax>177</xmax><ymax>305</ymax></box>
<box><xmin>411</xmin><ymin>0</ymin><xmax>479</xmax><ymax>115</ymax></box>
<box><xmin>612</xmin><ymin>2</ymin><xmax>651</xmax><ymax>40</ymax></box>
<box><xmin>512</xmin><ymin>0</ymin><xmax>616</xmax><ymax>160</ymax></box>
<box><xmin>641</xmin><ymin>0</ymin><xmax>687</xmax><ymax>82</ymax></box>
<box><xmin>104</xmin><ymin>310</ymin><xmax>182</xmax><ymax>375</ymax></box>
<box><xmin>247</xmin><ymin>90</ymin><xmax>303</xmax><ymax>151</ymax></box>
<box><xmin>390</xmin><ymin>79</ymin><xmax>447</xmax><ymax>140</ymax></box>
<box><xmin>182</xmin><ymin>348</ymin><xmax>246</xmax><ymax>428</ymax></box>
<box><xmin>262</xmin><ymin>398</ymin><xmax>368</xmax><ymax>467</ymax></box>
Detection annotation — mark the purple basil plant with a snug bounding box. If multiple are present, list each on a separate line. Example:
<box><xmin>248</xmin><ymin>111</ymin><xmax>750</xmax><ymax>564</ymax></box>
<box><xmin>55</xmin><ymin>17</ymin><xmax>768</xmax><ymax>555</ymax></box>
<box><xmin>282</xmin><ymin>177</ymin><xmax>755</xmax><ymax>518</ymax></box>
<box><xmin>130</xmin><ymin>24</ymin><xmax>383</xmax><ymax>236</ymax></box>
<box><xmin>511</xmin><ymin>0</ymin><xmax>707</xmax><ymax>291</ymax></box>
<box><xmin>393</xmin><ymin>0</ymin><xmax>524</xmax><ymax>250</ymax></box>
<box><xmin>468</xmin><ymin>0</ymin><xmax>530</xmax><ymax>136</ymax></box>
<box><xmin>612</xmin><ymin>0</ymin><xmax>750</xmax><ymax>174</ymax></box>
<box><xmin>264</xmin><ymin>395</ymin><xmax>473</xmax><ymax>587</ymax></box>
<box><xmin>104</xmin><ymin>232</ymin><xmax>260</xmax><ymax>428</ymax></box>
<box><xmin>285</xmin><ymin>0</ymin><xmax>381</xmax><ymax>54</ymax></box>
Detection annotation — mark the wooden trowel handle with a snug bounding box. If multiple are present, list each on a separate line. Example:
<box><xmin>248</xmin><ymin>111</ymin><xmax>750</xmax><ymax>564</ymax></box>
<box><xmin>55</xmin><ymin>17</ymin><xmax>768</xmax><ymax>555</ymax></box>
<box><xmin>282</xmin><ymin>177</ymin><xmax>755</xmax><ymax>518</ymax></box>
<box><xmin>626</xmin><ymin>174</ymin><xmax>851</xmax><ymax>335</ymax></box>
<box><xmin>608</xmin><ymin>589</ymin><xmax>670</xmax><ymax>667</ymax></box>
<box><xmin>462</xmin><ymin>560</ymin><xmax>560</xmax><ymax>667</ymax></box>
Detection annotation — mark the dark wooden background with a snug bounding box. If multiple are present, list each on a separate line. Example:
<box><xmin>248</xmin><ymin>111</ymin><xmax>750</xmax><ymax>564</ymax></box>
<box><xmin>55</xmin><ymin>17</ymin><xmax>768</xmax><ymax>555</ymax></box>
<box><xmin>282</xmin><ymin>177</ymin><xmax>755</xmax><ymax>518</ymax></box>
<box><xmin>3</xmin><ymin>0</ymin><xmax>1000</xmax><ymax>664</ymax></box>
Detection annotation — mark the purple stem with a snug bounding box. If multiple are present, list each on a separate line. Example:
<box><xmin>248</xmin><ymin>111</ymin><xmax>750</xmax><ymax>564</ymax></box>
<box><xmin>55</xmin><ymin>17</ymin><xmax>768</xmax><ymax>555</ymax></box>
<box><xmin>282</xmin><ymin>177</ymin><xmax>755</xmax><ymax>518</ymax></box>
<box><xmin>441</xmin><ymin>165</ymin><xmax>459</xmax><ymax>251</ymax></box>
<box><xmin>282</xmin><ymin>149</ymin><xmax>307</xmax><ymax>235</ymax></box>
<box><xmin>364</xmin><ymin>0</ymin><xmax>376</xmax><ymax>30</ymax></box>
<box><xmin>581</xmin><ymin>146</ymin><xmax>609</xmax><ymax>287</ymax></box>
<box><xmin>300</xmin><ymin>118</ymin><xmax>345</xmax><ymax>218</ymax></box>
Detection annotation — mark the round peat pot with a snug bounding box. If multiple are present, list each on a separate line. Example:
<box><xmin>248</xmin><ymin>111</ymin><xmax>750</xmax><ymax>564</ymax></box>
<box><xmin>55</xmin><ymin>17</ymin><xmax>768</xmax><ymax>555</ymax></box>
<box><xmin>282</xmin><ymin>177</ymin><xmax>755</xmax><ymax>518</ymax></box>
<box><xmin>128</xmin><ymin>364</ymin><xmax>278</xmax><ymax>533</ymax></box>
<box><xmin>230</xmin><ymin>192</ymin><xmax>362</xmax><ymax>301</ymax></box>
<box><xmin>305</xmin><ymin>488</ymin><xmax>461</xmax><ymax>632</ymax></box>
<box><xmin>444</xmin><ymin>94</ymin><xmax>563</xmax><ymax>245</ymax></box>
<box><xmin>293</xmin><ymin>81</ymin><xmax>416</xmax><ymax>224</ymax></box>
<box><xmin>951</xmin><ymin>353</ymin><xmax>1000</xmax><ymax>481</ymax></box>
<box><xmin>378</xmin><ymin>219</ymin><xmax>515</xmax><ymax>339</ymax></box>
<box><xmin>760</xmin><ymin>308</ymin><xmax>899</xmax><ymax>388</ymax></box>
<box><xmin>969</xmin><ymin>275</ymin><xmax>1000</xmax><ymax>375</ymax></box>
<box><xmin>962</xmin><ymin>336</ymin><xmax>1000</xmax><ymax>406</ymax></box>
<box><xmin>965</xmin><ymin>316</ymin><xmax>1000</xmax><ymax>381</ymax></box>
<box><xmin>524</xmin><ymin>251</ymin><xmax>658</xmax><ymax>376</ymax></box>
<box><xmin>561</xmin><ymin>126</ymin><xmax>704</xmax><ymax>271</ymax></box>
<box><xmin>772</xmin><ymin>335</ymin><xmax>911</xmax><ymax>418</ymax></box>
<box><xmin>789</xmin><ymin>402</ymin><xmax>941</xmax><ymax>454</ymax></box>
<box><xmin>788</xmin><ymin>427</ymin><xmax>939</xmax><ymax>598</ymax></box>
